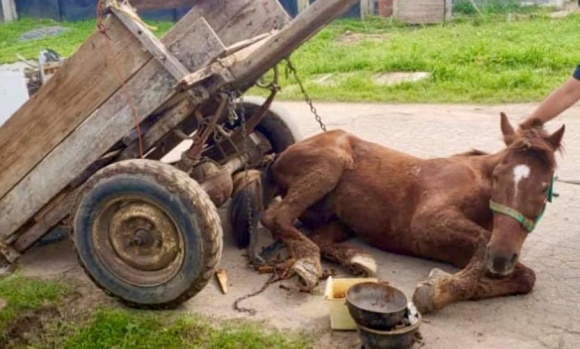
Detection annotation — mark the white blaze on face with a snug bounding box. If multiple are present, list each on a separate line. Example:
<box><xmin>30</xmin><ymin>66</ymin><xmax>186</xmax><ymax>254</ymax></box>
<box><xmin>513</xmin><ymin>164</ymin><xmax>531</xmax><ymax>198</ymax></box>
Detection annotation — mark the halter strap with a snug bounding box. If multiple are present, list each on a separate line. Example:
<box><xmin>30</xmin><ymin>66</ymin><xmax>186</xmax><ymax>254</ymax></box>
<box><xmin>489</xmin><ymin>200</ymin><xmax>541</xmax><ymax>232</ymax></box>
<box><xmin>488</xmin><ymin>176</ymin><xmax>555</xmax><ymax>233</ymax></box>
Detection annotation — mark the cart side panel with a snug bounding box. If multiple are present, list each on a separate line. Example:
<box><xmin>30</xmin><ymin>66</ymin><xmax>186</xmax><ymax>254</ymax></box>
<box><xmin>0</xmin><ymin>17</ymin><xmax>223</xmax><ymax>239</ymax></box>
<box><xmin>0</xmin><ymin>16</ymin><xmax>152</xmax><ymax>202</ymax></box>
<box><xmin>215</xmin><ymin>0</ymin><xmax>291</xmax><ymax>46</ymax></box>
<box><xmin>164</xmin><ymin>0</ymin><xmax>291</xmax><ymax>47</ymax></box>
<box><xmin>0</xmin><ymin>0</ymin><xmax>290</xmax><ymax>241</ymax></box>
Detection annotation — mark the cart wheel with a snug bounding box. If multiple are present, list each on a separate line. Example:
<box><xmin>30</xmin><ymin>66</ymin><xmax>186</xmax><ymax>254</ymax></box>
<box><xmin>72</xmin><ymin>159</ymin><xmax>222</xmax><ymax>309</ymax></box>
<box><xmin>237</xmin><ymin>96</ymin><xmax>302</xmax><ymax>153</ymax></box>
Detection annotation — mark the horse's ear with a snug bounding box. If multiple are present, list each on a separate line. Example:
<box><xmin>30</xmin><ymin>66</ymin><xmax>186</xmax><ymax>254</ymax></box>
<box><xmin>546</xmin><ymin>124</ymin><xmax>566</xmax><ymax>151</ymax></box>
<box><xmin>500</xmin><ymin>112</ymin><xmax>516</xmax><ymax>145</ymax></box>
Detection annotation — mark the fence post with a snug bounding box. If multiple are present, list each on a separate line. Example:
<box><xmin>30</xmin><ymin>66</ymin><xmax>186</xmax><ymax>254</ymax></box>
<box><xmin>360</xmin><ymin>0</ymin><xmax>373</xmax><ymax>19</ymax></box>
<box><xmin>444</xmin><ymin>0</ymin><xmax>452</xmax><ymax>20</ymax></box>
<box><xmin>297</xmin><ymin>0</ymin><xmax>310</xmax><ymax>13</ymax></box>
<box><xmin>1</xmin><ymin>0</ymin><xmax>18</xmax><ymax>22</ymax></box>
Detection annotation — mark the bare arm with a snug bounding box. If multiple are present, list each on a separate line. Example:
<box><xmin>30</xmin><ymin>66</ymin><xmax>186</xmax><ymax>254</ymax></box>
<box><xmin>521</xmin><ymin>77</ymin><xmax>580</xmax><ymax>128</ymax></box>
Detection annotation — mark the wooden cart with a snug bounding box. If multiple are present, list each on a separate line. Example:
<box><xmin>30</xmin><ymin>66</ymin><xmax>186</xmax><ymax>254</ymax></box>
<box><xmin>0</xmin><ymin>0</ymin><xmax>359</xmax><ymax>308</ymax></box>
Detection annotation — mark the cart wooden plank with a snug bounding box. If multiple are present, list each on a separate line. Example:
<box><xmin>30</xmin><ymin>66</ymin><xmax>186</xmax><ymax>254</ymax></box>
<box><xmin>164</xmin><ymin>0</ymin><xmax>289</xmax><ymax>47</ymax></box>
<box><xmin>230</xmin><ymin>0</ymin><xmax>361</xmax><ymax>87</ymax></box>
<box><xmin>0</xmin><ymin>0</ymin><xmax>291</xmax><ymax>241</ymax></box>
<box><xmin>0</xmin><ymin>16</ymin><xmax>151</xmax><ymax>202</ymax></box>
<box><xmin>112</xmin><ymin>4</ymin><xmax>191</xmax><ymax>81</ymax></box>
<box><xmin>0</xmin><ymin>16</ymin><xmax>223</xmax><ymax>238</ymax></box>
<box><xmin>119</xmin><ymin>0</ymin><xmax>292</xmax><ymax>162</ymax></box>
<box><xmin>178</xmin><ymin>0</ymin><xmax>361</xmax><ymax>92</ymax></box>
<box><xmin>119</xmin><ymin>98</ymin><xmax>198</xmax><ymax>161</ymax></box>
<box><xmin>142</xmin><ymin>0</ymin><xmax>291</xmax><ymax>113</ymax></box>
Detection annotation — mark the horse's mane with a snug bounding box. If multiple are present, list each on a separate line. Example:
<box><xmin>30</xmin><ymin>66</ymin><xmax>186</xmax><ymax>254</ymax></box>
<box><xmin>507</xmin><ymin>123</ymin><xmax>561</xmax><ymax>170</ymax></box>
<box><xmin>452</xmin><ymin>119</ymin><xmax>561</xmax><ymax>169</ymax></box>
<box><xmin>453</xmin><ymin>149</ymin><xmax>489</xmax><ymax>157</ymax></box>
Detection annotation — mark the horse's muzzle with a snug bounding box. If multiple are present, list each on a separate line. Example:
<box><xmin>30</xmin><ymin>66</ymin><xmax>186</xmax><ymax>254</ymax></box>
<box><xmin>486</xmin><ymin>247</ymin><xmax>518</xmax><ymax>276</ymax></box>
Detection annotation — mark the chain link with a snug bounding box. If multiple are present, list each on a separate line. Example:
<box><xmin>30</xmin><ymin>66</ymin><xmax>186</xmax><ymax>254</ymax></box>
<box><xmin>227</xmin><ymin>90</ymin><xmax>281</xmax><ymax>315</ymax></box>
<box><xmin>233</xmin><ymin>271</ymin><xmax>279</xmax><ymax>315</ymax></box>
<box><xmin>285</xmin><ymin>58</ymin><xmax>327</xmax><ymax>132</ymax></box>
<box><xmin>227</xmin><ymin>93</ymin><xmax>239</xmax><ymax>126</ymax></box>
<box><xmin>229</xmin><ymin>61</ymin><xmax>322</xmax><ymax>314</ymax></box>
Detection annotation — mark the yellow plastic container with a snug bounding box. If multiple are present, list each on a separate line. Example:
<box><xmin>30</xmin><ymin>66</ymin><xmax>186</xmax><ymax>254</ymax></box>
<box><xmin>323</xmin><ymin>276</ymin><xmax>378</xmax><ymax>331</ymax></box>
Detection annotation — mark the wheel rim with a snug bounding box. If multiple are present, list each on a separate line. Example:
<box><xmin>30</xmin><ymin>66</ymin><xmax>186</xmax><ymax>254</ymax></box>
<box><xmin>92</xmin><ymin>196</ymin><xmax>185</xmax><ymax>287</ymax></box>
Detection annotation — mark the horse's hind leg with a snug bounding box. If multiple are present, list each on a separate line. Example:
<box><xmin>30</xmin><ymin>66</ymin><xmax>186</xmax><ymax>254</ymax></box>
<box><xmin>309</xmin><ymin>220</ymin><xmax>377</xmax><ymax>277</ymax></box>
<box><xmin>261</xmin><ymin>158</ymin><xmax>349</xmax><ymax>291</ymax></box>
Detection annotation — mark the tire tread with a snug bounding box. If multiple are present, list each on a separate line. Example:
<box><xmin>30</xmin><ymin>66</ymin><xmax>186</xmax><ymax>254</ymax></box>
<box><xmin>72</xmin><ymin>159</ymin><xmax>223</xmax><ymax>309</ymax></box>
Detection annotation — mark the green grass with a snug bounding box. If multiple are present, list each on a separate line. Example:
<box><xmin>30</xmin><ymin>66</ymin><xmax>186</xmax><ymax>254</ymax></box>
<box><xmin>261</xmin><ymin>13</ymin><xmax>580</xmax><ymax>103</ymax></box>
<box><xmin>0</xmin><ymin>275</ymin><xmax>312</xmax><ymax>349</ymax></box>
<box><xmin>0</xmin><ymin>17</ymin><xmax>173</xmax><ymax>64</ymax></box>
<box><xmin>63</xmin><ymin>309</ymin><xmax>311</xmax><ymax>349</ymax></box>
<box><xmin>2</xmin><ymin>11</ymin><xmax>580</xmax><ymax>103</ymax></box>
<box><xmin>0</xmin><ymin>274</ymin><xmax>67</xmax><ymax>330</ymax></box>
<box><xmin>453</xmin><ymin>0</ymin><xmax>542</xmax><ymax>15</ymax></box>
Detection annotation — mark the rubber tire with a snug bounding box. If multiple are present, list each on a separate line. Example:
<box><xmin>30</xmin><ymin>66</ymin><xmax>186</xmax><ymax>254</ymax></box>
<box><xmin>72</xmin><ymin>159</ymin><xmax>223</xmax><ymax>309</ymax></box>
<box><xmin>236</xmin><ymin>96</ymin><xmax>302</xmax><ymax>154</ymax></box>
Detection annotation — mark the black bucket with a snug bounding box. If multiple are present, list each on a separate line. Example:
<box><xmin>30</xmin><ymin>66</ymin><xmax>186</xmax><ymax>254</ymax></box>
<box><xmin>346</xmin><ymin>282</ymin><xmax>408</xmax><ymax>331</ymax></box>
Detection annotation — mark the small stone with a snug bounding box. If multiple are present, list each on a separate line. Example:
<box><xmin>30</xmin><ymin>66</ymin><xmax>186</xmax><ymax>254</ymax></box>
<box><xmin>0</xmin><ymin>265</ymin><xmax>12</xmax><ymax>277</ymax></box>
<box><xmin>0</xmin><ymin>299</ymin><xmax>7</xmax><ymax>311</ymax></box>
<box><xmin>19</xmin><ymin>27</ymin><xmax>70</xmax><ymax>42</ymax></box>
<box><xmin>0</xmin><ymin>263</ymin><xmax>16</xmax><ymax>280</ymax></box>
<box><xmin>372</xmin><ymin>72</ymin><xmax>431</xmax><ymax>86</ymax></box>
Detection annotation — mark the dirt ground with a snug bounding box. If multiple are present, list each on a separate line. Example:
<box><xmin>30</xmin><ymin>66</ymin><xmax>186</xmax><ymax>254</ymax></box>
<box><xmin>18</xmin><ymin>101</ymin><xmax>580</xmax><ymax>349</ymax></box>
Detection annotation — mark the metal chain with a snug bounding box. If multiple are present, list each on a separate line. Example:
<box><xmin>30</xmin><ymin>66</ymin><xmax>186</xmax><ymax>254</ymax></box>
<box><xmin>233</xmin><ymin>271</ymin><xmax>279</xmax><ymax>315</ymax></box>
<box><xmin>227</xmin><ymin>93</ymin><xmax>238</xmax><ymax>126</ymax></box>
<box><xmin>228</xmin><ymin>88</ymin><xmax>282</xmax><ymax>315</ymax></box>
<box><xmin>284</xmin><ymin>58</ymin><xmax>327</xmax><ymax>132</ymax></box>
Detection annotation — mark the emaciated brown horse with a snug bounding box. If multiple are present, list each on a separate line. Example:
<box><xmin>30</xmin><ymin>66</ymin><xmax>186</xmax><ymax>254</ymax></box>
<box><xmin>229</xmin><ymin>113</ymin><xmax>565</xmax><ymax>314</ymax></box>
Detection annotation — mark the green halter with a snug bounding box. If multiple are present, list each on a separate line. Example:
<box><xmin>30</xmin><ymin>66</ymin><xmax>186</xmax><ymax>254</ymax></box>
<box><xmin>488</xmin><ymin>176</ymin><xmax>555</xmax><ymax>233</ymax></box>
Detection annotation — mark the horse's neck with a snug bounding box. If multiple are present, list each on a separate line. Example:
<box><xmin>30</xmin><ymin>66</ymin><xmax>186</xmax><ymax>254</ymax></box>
<box><xmin>470</xmin><ymin>150</ymin><xmax>507</xmax><ymax>180</ymax></box>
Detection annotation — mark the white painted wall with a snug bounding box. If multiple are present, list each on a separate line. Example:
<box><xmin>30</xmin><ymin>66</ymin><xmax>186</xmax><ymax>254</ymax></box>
<box><xmin>1</xmin><ymin>0</ymin><xmax>18</xmax><ymax>22</ymax></box>
<box><xmin>0</xmin><ymin>69</ymin><xmax>29</xmax><ymax>126</ymax></box>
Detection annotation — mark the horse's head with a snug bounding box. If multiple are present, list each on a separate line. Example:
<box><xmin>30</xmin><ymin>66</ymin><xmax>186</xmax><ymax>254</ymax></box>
<box><xmin>486</xmin><ymin>113</ymin><xmax>565</xmax><ymax>275</ymax></box>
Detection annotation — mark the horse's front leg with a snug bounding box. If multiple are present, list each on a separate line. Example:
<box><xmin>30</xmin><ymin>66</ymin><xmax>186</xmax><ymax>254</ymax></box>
<box><xmin>420</xmin><ymin>262</ymin><xmax>536</xmax><ymax>303</ymax></box>
<box><xmin>411</xmin><ymin>209</ymin><xmax>490</xmax><ymax>314</ymax></box>
<box><xmin>471</xmin><ymin>262</ymin><xmax>536</xmax><ymax>300</ymax></box>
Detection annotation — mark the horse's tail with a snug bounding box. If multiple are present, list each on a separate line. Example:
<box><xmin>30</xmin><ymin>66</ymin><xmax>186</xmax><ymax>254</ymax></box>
<box><xmin>228</xmin><ymin>156</ymin><xmax>279</xmax><ymax>249</ymax></box>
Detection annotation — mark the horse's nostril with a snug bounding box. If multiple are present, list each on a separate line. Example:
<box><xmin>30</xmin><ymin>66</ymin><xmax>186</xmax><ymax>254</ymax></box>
<box><xmin>492</xmin><ymin>257</ymin><xmax>507</xmax><ymax>272</ymax></box>
<box><xmin>511</xmin><ymin>253</ymin><xmax>518</xmax><ymax>264</ymax></box>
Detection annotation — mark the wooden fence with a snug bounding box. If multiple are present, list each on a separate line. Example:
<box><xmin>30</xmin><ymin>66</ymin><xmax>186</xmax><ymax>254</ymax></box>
<box><xmin>1</xmin><ymin>0</ymin><xmax>375</xmax><ymax>22</ymax></box>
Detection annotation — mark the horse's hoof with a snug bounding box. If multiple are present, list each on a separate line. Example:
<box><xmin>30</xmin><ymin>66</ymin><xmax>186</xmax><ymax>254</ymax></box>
<box><xmin>412</xmin><ymin>280</ymin><xmax>436</xmax><ymax>315</ymax></box>
<box><xmin>292</xmin><ymin>257</ymin><xmax>322</xmax><ymax>291</ymax></box>
<box><xmin>429</xmin><ymin>268</ymin><xmax>451</xmax><ymax>280</ymax></box>
<box><xmin>349</xmin><ymin>254</ymin><xmax>378</xmax><ymax>277</ymax></box>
